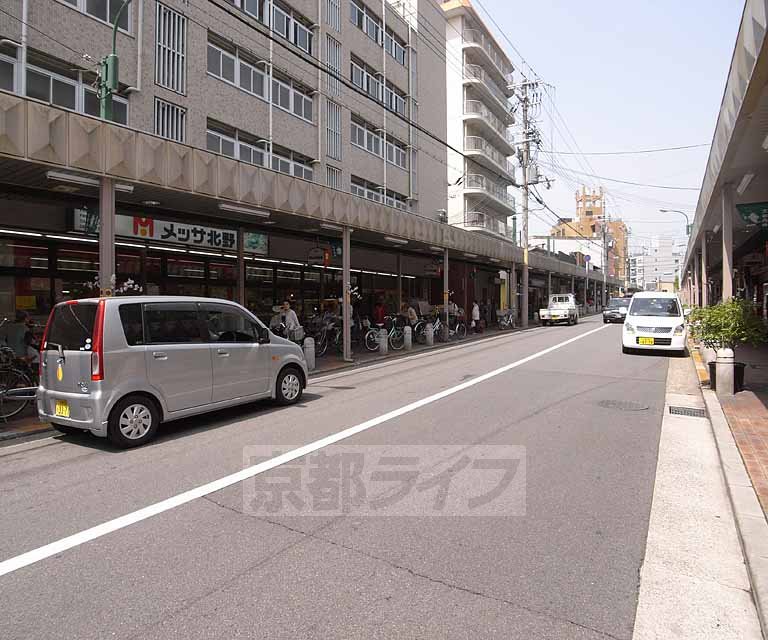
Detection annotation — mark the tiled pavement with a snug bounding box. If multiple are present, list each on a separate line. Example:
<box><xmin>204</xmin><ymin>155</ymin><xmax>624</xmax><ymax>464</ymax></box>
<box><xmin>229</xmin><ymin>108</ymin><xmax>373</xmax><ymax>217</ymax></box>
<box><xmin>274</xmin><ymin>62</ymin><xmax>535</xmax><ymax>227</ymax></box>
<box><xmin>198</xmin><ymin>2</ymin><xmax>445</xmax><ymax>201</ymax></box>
<box><xmin>693</xmin><ymin>341</ymin><xmax>768</xmax><ymax>519</ymax></box>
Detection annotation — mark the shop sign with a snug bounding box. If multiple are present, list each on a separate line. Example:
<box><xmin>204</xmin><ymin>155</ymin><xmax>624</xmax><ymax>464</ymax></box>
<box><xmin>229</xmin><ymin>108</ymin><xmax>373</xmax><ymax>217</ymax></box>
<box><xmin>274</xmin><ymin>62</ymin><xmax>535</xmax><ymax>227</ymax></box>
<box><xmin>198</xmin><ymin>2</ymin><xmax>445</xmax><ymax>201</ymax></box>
<box><xmin>307</xmin><ymin>247</ymin><xmax>330</xmax><ymax>266</ymax></box>
<box><xmin>72</xmin><ymin>210</ymin><xmax>268</xmax><ymax>255</ymax></box>
<box><xmin>424</xmin><ymin>262</ymin><xmax>441</xmax><ymax>277</ymax></box>
<box><xmin>737</xmin><ymin>202</ymin><xmax>768</xmax><ymax>227</ymax></box>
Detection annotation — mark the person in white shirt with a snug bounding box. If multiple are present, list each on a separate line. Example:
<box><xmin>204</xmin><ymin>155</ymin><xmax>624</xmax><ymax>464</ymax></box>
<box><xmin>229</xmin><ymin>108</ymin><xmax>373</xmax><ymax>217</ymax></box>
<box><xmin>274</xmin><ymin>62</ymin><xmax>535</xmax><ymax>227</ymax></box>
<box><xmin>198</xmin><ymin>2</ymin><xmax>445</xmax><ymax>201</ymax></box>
<box><xmin>471</xmin><ymin>301</ymin><xmax>480</xmax><ymax>333</ymax></box>
<box><xmin>281</xmin><ymin>300</ymin><xmax>300</xmax><ymax>332</ymax></box>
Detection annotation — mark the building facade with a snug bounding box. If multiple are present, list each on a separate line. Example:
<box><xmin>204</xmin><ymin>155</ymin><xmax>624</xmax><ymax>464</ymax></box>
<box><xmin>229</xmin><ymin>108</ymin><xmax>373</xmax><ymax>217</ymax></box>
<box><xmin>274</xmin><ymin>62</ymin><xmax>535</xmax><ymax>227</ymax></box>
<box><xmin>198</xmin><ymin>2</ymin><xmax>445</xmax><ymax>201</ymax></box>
<box><xmin>0</xmin><ymin>0</ymin><xmax>621</xmax><ymax>337</ymax></box>
<box><xmin>629</xmin><ymin>236</ymin><xmax>684</xmax><ymax>291</ymax></box>
<box><xmin>441</xmin><ymin>0</ymin><xmax>516</xmax><ymax>243</ymax></box>
<box><xmin>550</xmin><ymin>187</ymin><xmax>628</xmax><ymax>282</ymax></box>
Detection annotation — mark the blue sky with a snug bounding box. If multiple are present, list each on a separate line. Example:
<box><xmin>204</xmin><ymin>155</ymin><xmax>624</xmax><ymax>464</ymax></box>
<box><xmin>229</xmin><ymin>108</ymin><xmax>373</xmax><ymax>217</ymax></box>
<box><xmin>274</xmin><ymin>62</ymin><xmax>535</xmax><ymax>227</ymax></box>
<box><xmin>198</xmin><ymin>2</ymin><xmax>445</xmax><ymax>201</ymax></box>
<box><xmin>473</xmin><ymin>0</ymin><xmax>744</xmax><ymax>253</ymax></box>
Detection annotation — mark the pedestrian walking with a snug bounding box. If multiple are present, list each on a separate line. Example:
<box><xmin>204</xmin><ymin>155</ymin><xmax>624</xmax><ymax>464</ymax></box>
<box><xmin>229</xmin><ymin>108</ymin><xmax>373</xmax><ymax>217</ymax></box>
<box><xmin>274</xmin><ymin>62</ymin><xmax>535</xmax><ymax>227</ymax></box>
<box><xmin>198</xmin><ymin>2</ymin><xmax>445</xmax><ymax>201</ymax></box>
<box><xmin>471</xmin><ymin>300</ymin><xmax>480</xmax><ymax>333</ymax></box>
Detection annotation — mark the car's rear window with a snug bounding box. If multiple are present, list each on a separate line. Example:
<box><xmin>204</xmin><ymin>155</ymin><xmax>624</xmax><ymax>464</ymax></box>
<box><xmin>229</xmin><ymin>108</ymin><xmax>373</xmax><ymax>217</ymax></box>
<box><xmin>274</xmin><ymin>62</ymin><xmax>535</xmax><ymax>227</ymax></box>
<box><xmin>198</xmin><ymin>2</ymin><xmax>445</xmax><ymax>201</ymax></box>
<box><xmin>119</xmin><ymin>303</ymin><xmax>144</xmax><ymax>346</ymax></box>
<box><xmin>46</xmin><ymin>303</ymin><xmax>97</xmax><ymax>351</ymax></box>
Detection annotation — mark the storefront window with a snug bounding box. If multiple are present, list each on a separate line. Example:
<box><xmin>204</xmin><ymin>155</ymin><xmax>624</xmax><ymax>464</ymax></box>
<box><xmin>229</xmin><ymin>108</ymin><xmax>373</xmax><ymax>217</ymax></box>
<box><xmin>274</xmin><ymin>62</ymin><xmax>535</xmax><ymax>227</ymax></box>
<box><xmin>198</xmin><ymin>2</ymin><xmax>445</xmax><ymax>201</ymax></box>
<box><xmin>55</xmin><ymin>245</ymin><xmax>98</xmax><ymax>301</ymax></box>
<box><xmin>302</xmin><ymin>270</ymin><xmax>321</xmax><ymax>319</ymax></box>
<box><xmin>208</xmin><ymin>260</ymin><xmax>237</xmax><ymax>281</ymax></box>
<box><xmin>57</xmin><ymin>246</ymin><xmax>99</xmax><ymax>273</ymax></box>
<box><xmin>116</xmin><ymin>251</ymin><xmax>141</xmax><ymax>276</ymax></box>
<box><xmin>246</xmin><ymin>265</ymin><xmax>275</xmax><ymax>321</ymax></box>
<box><xmin>0</xmin><ymin>242</ymin><xmax>49</xmax><ymax>269</ymax></box>
<box><xmin>0</xmin><ymin>275</ymin><xmax>51</xmax><ymax>331</ymax></box>
<box><xmin>164</xmin><ymin>281</ymin><xmax>206</xmax><ymax>297</ymax></box>
<box><xmin>275</xmin><ymin>268</ymin><xmax>301</xmax><ymax>315</ymax></box>
<box><xmin>144</xmin><ymin>256</ymin><xmax>162</xmax><ymax>295</ymax></box>
<box><xmin>166</xmin><ymin>257</ymin><xmax>204</xmax><ymax>278</ymax></box>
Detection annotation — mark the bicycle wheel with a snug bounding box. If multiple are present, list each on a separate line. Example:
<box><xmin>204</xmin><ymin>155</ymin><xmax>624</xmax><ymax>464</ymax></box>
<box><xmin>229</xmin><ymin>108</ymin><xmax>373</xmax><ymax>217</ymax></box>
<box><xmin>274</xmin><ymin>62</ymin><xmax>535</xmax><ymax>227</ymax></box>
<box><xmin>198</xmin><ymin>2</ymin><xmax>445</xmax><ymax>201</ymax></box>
<box><xmin>316</xmin><ymin>331</ymin><xmax>328</xmax><ymax>357</ymax></box>
<box><xmin>0</xmin><ymin>368</ymin><xmax>33</xmax><ymax>421</ymax></box>
<box><xmin>389</xmin><ymin>328</ymin><xmax>405</xmax><ymax>350</ymax></box>
<box><xmin>455</xmin><ymin>322</ymin><xmax>467</xmax><ymax>340</ymax></box>
<box><xmin>414</xmin><ymin>322</ymin><xmax>427</xmax><ymax>345</ymax></box>
<box><xmin>364</xmin><ymin>329</ymin><xmax>379</xmax><ymax>352</ymax></box>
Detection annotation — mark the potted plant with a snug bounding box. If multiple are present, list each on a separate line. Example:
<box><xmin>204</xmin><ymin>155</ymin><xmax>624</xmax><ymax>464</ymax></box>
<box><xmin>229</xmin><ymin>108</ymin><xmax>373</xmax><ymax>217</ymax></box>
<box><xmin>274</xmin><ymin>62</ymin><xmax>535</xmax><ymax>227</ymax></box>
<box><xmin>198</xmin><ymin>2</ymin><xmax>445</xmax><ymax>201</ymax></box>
<box><xmin>688</xmin><ymin>298</ymin><xmax>766</xmax><ymax>392</ymax></box>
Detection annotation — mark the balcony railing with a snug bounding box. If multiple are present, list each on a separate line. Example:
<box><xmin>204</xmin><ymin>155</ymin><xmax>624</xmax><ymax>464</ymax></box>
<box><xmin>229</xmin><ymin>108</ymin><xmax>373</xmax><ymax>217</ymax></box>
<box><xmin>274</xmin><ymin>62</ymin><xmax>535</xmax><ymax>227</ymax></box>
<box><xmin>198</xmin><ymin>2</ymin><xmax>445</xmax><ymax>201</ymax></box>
<box><xmin>464</xmin><ymin>100</ymin><xmax>514</xmax><ymax>140</ymax></box>
<box><xmin>464</xmin><ymin>174</ymin><xmax>515</xmax><ymax>209</ymax></box>
<box><xmin>464</xmin><ymin>211</ymin><xmax>507</xmax><ymax>236</ymax></box>
<box><xmin>463</xmin><ymin>64</ymin><xmax>510</xmax><ymax>109</ymax></box>
<box><xmin>462</xmin><ymin>29</ymin><xmax>513</xmax><ymax>80</ymax></box>
<box><xmin>464</xmin><ymin>136</ymin><xmax>515</xmax><ymax>179</ymax></box>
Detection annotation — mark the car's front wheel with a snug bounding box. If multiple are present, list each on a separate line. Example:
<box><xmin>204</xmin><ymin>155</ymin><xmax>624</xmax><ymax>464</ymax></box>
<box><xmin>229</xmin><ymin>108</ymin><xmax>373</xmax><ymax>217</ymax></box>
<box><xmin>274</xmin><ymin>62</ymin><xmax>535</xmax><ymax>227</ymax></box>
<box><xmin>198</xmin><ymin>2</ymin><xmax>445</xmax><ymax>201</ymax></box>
<box><xmin>276</xmin><ymin>367</ymin><xmax>304</xmax><ymax>405</ymax></box>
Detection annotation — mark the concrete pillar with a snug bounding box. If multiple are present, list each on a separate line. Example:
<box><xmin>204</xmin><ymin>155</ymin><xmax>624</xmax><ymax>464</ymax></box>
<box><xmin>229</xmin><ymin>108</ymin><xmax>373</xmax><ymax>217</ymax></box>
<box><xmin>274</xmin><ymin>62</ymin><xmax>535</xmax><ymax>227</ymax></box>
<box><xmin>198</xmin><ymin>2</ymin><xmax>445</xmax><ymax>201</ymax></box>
<box><xmin>237</xmin><ymin>226</ymin><xmax>245</xmax><ymax>306</ymax></box>
<box><xmin>715</xmin><ymin>348</ymin><xmax>735</xmax><ymax>397</ymax></box>
<box><xmin>571</xmin><ymin>275</ymin><xmax>575</xmax><ymax>296</ymax></box>
<box><xmin>303</xmin><ymin>337</ymin><xmax>315</xmax><ymax>371</ymax></box>
<box><xmin>396</xmin><ymin>252</ymin><xmax>403</xmax><ymax>312</ymax></box>
<box><xmin>693</xmin><ymin>252</ymin><xmax>700</xmax><ymax>306</ymax></box>
<box><xmin>521</xmin><ymin>259</ymin><xmax>529</xmax><ymax>328</ymax></box>
<box><xmin>403</xmin><ymin>325</ymin><xmax>412</xmax><ymax>350</ymax></box>
<box><xmin>342</xmin><ymin>226</ymin><xmax>352</xmax><ymax>362</ymax></box>
<box><xmin>98</xmin><ymin>178</ymin><xmax>116</xmax><ymax>296</ymax></box>
<box><xmin>443</xmin><ymin>248</ymin><xmax>450</xmax><ymax>341</ymax></box>
<box><xmin>700</xmin><ymin>235</ymin><xmax>708</xmax><ymax>307</ymax></box>
<box><xmin>511</xmin><ymin>265</ymin><xmax>517</xmax><ymax>319</ymax></box>
<box><xmin>722</xmin><ymin>186</ymin><xmax>734</xmax><ymax>300</ymax></box>
<box><xmin>547</xmin><ymin>272</ymin><xmax>552</xmax><ymax>300</ymax></box>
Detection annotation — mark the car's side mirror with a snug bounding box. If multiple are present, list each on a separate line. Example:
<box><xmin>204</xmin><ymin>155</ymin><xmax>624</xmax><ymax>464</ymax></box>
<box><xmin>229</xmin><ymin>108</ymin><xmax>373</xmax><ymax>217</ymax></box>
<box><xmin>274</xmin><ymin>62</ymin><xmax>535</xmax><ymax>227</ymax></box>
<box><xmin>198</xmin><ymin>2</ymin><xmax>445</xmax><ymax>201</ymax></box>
<box><xmin>257</xmin><ymin>326</ymin><xmax>270</xmax><ymax>343</ymax></box>
<box><xmin>684</xmin><ymin>308</ymin><xmax>692</xmax><ymax>317</ymax></box>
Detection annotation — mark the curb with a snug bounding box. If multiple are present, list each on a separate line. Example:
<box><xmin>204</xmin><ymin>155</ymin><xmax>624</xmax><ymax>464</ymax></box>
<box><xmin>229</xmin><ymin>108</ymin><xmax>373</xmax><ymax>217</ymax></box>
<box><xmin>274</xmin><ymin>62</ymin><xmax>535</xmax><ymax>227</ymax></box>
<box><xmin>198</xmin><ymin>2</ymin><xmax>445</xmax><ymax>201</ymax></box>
<box><xmin>702</xmin><ymin>386</ymin><xmax>768</xmax><ymax>638</ymax></box>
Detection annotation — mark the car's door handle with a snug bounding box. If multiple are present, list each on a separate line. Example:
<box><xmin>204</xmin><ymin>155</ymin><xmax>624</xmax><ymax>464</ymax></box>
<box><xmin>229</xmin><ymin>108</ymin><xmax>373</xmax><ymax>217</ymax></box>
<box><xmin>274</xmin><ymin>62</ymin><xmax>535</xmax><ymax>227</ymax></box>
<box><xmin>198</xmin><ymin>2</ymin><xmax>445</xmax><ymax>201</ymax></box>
<box><xmin>217</xmin><ymin>348</ymin><xmax>230</xmax><ymax>357</ymax></box>
<box><xmin>152</xmin><ymin>352</ymin><xmax>167</xmax><ymax>360</ymax></box>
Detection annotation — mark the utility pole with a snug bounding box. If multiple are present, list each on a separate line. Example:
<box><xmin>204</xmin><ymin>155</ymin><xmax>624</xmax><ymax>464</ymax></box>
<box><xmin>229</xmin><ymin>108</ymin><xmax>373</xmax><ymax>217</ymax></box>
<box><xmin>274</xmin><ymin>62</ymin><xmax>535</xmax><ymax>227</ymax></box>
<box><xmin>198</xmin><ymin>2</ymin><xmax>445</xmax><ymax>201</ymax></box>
<box><xmin>602</xmin><ymin>207</ymin><xmax>608</xmax><ymax>308</ymax></box>
<box><xmin>98</xmin><ymin>0</ymin><xmax>131</xmax><ymax>121</ymax></box>
<box><xmin>520</xmin><ymin>80</ymin><xmax>530</xmax><ymax>328</ymax></box>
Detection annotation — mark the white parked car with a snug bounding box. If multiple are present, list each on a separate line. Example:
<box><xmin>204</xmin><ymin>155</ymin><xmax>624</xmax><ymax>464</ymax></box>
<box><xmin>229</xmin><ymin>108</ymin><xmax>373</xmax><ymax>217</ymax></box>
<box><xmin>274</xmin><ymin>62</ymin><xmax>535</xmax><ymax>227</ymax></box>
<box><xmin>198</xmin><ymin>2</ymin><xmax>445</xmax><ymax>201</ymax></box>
<box><xmin>622</xmin><ymin>291</ymin><xmax>688</xmax><ymax>355</ymax></box>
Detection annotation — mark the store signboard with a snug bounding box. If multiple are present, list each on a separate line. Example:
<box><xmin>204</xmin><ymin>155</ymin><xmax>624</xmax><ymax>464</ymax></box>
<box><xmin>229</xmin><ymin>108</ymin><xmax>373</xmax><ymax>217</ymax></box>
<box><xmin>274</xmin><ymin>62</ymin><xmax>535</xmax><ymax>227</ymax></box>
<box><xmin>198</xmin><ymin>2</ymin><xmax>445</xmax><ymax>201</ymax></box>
<box><xmin>72</xmin><ymin>210</ymin><xmax>268</xmax><ymax>255</ymax></box>
<box><xmin>737</xmin><ymin>202</ymin><xmax>768</xmax><ymax>227</ymax></box>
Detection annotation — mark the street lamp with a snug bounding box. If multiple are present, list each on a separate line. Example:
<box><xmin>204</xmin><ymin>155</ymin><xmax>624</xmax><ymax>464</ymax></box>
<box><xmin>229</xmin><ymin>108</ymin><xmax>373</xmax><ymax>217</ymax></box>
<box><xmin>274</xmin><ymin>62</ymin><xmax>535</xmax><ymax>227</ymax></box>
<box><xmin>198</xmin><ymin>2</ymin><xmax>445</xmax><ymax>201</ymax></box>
<box><xmin>98</xmin><ymin>0</ymin><xmax>132</xmax><ymax>121</ymax></box>
<box><xmin>659</xmin><ymin>209</ymin><xmax>692</xmax><ymax>236</ymax></box>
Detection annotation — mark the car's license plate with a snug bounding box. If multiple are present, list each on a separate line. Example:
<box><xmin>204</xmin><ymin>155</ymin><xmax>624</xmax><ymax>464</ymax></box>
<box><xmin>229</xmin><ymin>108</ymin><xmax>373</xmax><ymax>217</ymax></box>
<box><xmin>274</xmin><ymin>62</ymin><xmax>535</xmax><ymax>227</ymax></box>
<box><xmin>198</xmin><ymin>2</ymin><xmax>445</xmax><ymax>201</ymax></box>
<box><xmin>638</xmin><ymin>337</ymin><xmax>655</xmax><ymax>345</ymax></box>
<box><xmin>54</xmin><ymin>399</ymin><xmax>70</xmax><ymax>418</ymax></box>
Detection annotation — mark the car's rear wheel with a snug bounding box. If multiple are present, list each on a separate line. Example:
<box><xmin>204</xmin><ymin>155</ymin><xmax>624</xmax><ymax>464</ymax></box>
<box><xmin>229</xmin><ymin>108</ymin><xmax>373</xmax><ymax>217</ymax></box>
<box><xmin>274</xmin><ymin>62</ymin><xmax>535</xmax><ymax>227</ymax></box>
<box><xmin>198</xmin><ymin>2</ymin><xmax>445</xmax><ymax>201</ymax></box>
<box><xmin>276</xmin><ymin>367</ymin><xmax>303</xmax><ymax>405</ymax></box>
<box><xmin>107</xmin><ymin>395</ymin><xmax>160</xmax><ymax>448</ymax></box>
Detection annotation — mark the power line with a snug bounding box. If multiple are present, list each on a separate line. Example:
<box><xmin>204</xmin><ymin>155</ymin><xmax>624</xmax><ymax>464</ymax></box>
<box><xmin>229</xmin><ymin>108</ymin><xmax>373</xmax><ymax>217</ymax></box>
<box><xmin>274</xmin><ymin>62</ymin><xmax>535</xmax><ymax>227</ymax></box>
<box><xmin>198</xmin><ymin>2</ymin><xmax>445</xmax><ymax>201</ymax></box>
<box><xmin>537</xmin><ymin>161</ymin><xmax>700</xmax><ymax>191</ymax></box>
<box><xmin>542</xmin><ymin>143</ymin><xmax>709</xmax><ymax>156</ymax></box>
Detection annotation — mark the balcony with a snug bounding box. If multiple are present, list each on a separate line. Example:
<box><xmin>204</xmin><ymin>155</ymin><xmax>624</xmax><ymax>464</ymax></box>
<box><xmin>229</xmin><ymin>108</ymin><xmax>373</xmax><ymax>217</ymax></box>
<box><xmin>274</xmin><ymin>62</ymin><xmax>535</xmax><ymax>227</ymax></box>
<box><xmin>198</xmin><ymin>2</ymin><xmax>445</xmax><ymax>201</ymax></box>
<box><xmin>462</xmin><ymin>29</ymin><xmax>514</xmax><ymax>86</ymax></box>
<box><xmin>464</xmin><ymin>136</ymin><xmax>515</xmax><ymax>182</ymax></box>
<box><xmin>463</xmin><ymin>64</ymin><xmax>511</xmax><ymax>114</ymax></box>
<box><xmin>464</xmin><ymin>174</ymin><xmax>516</xmax><ymax>213</ymax></box>
<box><xmin>463</xmin><ymin>100</ymin><xmax>515</xmax><ymax>154</ymax></box>
<box><xmin>462</xmin><ymin>211</ymin><xmax>508</xmax><ymax>238</ymax></box>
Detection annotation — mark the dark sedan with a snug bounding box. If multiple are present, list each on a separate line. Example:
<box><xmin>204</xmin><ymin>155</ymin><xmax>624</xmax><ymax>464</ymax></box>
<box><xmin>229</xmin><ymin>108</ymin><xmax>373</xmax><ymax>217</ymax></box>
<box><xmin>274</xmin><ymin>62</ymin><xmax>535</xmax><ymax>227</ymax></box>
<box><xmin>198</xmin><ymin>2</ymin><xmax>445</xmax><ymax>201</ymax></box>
<box><xmin>603</xmin><ymin>297</ymin><xmax>630</xmax><ymax>323</ymax></box>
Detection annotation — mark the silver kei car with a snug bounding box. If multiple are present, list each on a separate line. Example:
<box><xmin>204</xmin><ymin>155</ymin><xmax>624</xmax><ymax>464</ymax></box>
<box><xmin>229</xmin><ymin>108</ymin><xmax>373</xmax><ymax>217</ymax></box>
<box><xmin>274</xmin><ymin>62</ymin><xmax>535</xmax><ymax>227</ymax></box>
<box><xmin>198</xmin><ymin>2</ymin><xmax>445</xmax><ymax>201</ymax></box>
<box><xmin>37</xmin><ymin>296</ymin><xmax>308</xmax><ymax>448</ymax></box>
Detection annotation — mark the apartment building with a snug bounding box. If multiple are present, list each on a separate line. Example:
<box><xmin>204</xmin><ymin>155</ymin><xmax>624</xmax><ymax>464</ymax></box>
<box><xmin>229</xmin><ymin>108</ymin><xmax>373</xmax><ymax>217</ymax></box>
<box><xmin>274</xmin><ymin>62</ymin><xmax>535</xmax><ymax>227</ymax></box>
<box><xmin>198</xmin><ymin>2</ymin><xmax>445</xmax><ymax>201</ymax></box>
<box><xmin>0</xmin><ymin>0</ymin><xmax>621</xmax><ymax>330</ymax></box>
<box><xmin>441</xmin><ymin>0</ymin><xmax>516</xmax><ymax>241</ymax></box>
<box><xmin>630</xmin><ymin>237</ymin><xmax>684</xmax><ymax>291</ymax></box>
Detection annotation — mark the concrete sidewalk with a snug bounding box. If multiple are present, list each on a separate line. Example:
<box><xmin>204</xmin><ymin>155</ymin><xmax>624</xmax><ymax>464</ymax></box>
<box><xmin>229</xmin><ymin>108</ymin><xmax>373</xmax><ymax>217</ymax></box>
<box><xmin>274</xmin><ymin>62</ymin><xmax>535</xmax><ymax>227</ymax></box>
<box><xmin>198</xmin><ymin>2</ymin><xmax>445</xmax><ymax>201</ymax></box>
<box><xmin>633</xmin><ymin>355</ymin><xmax>763</xmax><ymax>639</ymax></box>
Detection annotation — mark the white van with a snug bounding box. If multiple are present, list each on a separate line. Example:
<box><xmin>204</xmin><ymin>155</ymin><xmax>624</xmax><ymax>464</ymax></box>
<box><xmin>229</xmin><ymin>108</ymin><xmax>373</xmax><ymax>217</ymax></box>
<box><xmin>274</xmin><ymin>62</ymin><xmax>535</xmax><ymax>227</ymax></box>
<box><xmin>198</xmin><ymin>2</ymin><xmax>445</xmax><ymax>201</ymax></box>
<box><xmin>37</xmin><ymin>297</ymin><xmax>308</xmax><ymax>447</ymax></box>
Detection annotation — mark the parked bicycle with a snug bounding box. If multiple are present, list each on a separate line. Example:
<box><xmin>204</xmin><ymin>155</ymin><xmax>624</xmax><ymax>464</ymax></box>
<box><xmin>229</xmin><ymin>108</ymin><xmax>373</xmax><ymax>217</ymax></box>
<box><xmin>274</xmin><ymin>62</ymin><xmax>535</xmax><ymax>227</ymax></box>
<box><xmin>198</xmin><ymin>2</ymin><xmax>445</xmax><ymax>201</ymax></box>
<box><xmin>414</xmin><ymin>313</ymin><xmax>467</xmax><ymax>343</ymax></box>
<box><xmin>364</xmin><ymin>315</ymin><xmax>405</xmax><ymax>352</ymax></box>
<box><xmin>0</xmin><ymin>345</ymin><xmax>38</xmax><ymax>421</ymax></box>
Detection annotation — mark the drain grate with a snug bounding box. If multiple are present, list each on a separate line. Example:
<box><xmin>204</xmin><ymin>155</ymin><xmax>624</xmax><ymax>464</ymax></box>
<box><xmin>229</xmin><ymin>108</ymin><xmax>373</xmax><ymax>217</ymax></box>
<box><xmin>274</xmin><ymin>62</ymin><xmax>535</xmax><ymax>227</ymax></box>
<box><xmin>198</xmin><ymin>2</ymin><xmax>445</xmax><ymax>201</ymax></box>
<box><xmin>669</xmin><ymin>406</ymin><xmax>707</xmax><ymax>418</ymax></box>
<box><xmin>597</xmin><ymin>399</ymin><xmax>649</xmax><ymax>411</ymax></box>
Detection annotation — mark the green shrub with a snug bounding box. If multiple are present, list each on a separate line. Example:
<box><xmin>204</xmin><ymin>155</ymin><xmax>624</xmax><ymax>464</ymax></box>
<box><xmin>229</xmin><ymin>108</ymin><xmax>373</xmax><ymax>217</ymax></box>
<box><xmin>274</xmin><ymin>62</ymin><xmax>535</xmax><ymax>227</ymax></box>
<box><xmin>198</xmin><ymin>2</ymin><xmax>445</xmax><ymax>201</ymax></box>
<box><xmin>688</xmin><ymin>298</ymin><xmax>766</xmax><ymax>350</ymax></box>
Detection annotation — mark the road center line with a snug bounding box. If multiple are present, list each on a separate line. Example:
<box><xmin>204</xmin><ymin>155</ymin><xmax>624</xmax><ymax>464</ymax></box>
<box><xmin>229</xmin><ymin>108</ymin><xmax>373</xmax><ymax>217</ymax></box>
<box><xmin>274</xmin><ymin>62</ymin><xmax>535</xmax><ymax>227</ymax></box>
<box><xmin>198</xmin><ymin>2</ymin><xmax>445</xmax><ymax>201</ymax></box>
<box><xmin>0</xmin><ymin>323</ymin><xmax>608</xmax><ymax>579</ymax></box>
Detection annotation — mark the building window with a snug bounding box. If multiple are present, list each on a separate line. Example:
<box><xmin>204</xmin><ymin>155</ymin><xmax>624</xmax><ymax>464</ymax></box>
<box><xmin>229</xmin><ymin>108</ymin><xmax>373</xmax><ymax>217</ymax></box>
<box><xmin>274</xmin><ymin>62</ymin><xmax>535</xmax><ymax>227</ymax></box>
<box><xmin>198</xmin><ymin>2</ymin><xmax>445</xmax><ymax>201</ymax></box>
<box><xmin>0</xmin><ymin>53</ymin><xmax>16</xmax><ymax>92</ymax></box>
<box><xmin>350</xmin><ymin>59</ymin><xmax>405</xmax><ymax>115</ymax></box>
<box><xmin>155</xmin><ymin>3</ymin><xmax>187</xmax><ymax>94</ymax></box>
<box><xmin>351</xmin><ymin>117</ymin><xmax>381</xmax><ymax>157</ymax></box>
<box><xmin>386</xmin><ymin>137</ymin><xmax>407</xmax><ymax>170</ymax></box>
<box><xmin>326</xmin><ymin>165</ymin><xmax>342</xmax><ymax>189</ymax></box>
<box><xmin>325</xmin><ymin>35</ymin><xmax>342</xmax><ymax>97</ymax></box>
<box><xmin>325</xmin><ymin>0</ymin><xmax>341</xmax><ymax>31</ymax></box>
<box><xmin>59</xmin><ymin>0</ymin><xmax>130</xmax><ymax>31</ymax></box>
<box><xmin>351</xmin><ymin>176</ymin><xmax>407</xmax><ymax>210</ymax></box>
<box><xmin>350</xmin><ymin>0</ymin><xmax>407</xmax><ymax>66</ymax></box>
<box><xmin>23</xmin><ymin>62</ymin><xmax>128</xmax><ymax>124</ymax></box>
<box><xmin>154</xmin><ymin>98</ymin><xmax>186</xmax><ymax>142</ymax></box>
<box><xmin>271</xmin><ymin>75</ymin><xmax>313</xmax><ymax>123</ymax></box>
<box><xmin>207</xmin><ymin>42</ymin><xmax>268</xmax><ymax>101</ymax></box>
<box><xmin>228</xmin><ymin>0</ymin><xmax>312</xmax><ymax>54</ymax></box>
<box><xmin>207</xmin><ymin>127</ymin><xmax>267</xmax><ymax>167</ymax></box>
<box><xmin>326</xmin><ymin>100</ymin><xmax>342</xmax><ymax>160</ymax></box>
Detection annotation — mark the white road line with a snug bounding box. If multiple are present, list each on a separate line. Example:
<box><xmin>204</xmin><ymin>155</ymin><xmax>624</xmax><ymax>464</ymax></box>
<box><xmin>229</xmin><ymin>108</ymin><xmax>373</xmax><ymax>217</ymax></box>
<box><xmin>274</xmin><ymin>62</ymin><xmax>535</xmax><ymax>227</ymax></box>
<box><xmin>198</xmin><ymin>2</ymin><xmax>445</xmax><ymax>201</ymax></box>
<box><xmin>0</xmin><ymin>323</ymin><xmax>608</xmax><ymax>579</ymax></box>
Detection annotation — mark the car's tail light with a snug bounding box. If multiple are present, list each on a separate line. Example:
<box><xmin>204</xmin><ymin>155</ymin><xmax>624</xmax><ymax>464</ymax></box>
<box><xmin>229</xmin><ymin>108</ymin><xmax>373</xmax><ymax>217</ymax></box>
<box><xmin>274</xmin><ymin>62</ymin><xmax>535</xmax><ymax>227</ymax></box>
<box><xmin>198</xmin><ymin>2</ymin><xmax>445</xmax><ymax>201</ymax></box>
<box><xmin>39</xmin><ymin>308</ymin><xmax>54</xmax><ymax>378</ymax></box>
<box><xmin>91</xmin><ymin>299</ymin><xmax>106</xmax><ymax>381</ymax></box>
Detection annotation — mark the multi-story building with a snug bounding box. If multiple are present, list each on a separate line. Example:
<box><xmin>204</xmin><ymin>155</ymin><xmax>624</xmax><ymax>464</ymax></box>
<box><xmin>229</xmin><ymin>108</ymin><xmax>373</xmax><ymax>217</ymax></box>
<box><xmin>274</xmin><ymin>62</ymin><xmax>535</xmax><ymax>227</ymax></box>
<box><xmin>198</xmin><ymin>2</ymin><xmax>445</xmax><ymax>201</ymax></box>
<box><xmin>0</xmin><ymin>0</ymin><xmax>622</xmax><ymax>333</ymax></box>
<box><xmin>550</xmin><ymin>186</ymin><xmax>628</xmax><ymax>282</ymax></box>
<box><xmin>630</xmin><ymin>237</ymin><xmax>684</xmax><ymax>291</ymax></box>
<box><xmin>441</xmin><ymin>0</ymin><xmax>516</xmax><ymax>241</ymax></box>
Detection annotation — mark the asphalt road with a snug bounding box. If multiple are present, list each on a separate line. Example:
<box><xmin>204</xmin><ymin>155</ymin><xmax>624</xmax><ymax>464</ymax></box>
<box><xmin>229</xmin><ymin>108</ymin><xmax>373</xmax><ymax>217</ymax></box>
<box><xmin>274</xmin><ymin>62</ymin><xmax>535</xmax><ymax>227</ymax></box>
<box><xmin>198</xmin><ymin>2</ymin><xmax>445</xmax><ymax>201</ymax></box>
<box><xmin>0</xmin><ymin>317</ymin><xmax>670</xmax><ymax>639</ymax></box>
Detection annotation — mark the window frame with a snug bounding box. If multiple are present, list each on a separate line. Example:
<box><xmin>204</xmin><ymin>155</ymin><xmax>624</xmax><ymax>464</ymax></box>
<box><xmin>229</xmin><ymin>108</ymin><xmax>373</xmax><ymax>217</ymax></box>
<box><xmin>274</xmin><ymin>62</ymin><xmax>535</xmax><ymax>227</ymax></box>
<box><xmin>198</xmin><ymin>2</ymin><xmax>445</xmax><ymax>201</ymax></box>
<box><xmin>53</xmin><ymin>0</ymin><xmax>131</xmax><ymax>33</ymax></box>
